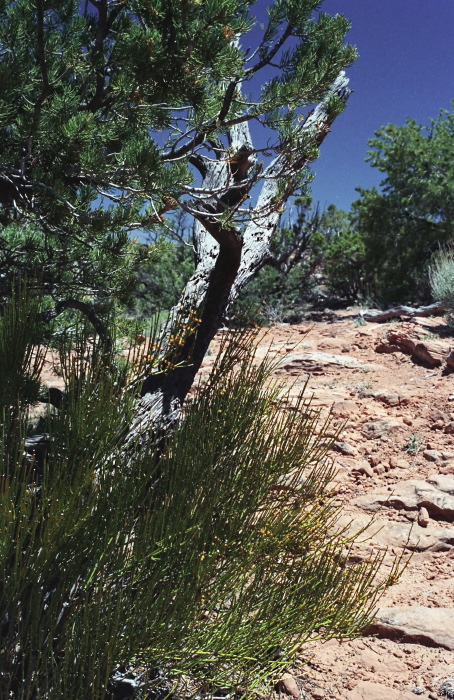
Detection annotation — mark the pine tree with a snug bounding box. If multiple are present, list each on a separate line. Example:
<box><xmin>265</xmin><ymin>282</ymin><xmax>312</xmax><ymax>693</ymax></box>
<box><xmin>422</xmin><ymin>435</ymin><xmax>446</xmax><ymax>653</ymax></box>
<box><xmin>0</xmin><ymin>0</ymin><xmax>357</xmax><ymax>435</ymax></box>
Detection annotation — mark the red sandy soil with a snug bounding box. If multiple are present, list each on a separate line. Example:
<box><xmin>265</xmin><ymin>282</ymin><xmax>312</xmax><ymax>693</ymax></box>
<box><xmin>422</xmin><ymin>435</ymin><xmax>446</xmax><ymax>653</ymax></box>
<box><xmin>40</xmin><ymin>309</ymin><xmax>454</xmax><ymax>699</ymax></box>
<box><xmin>202</xmin><ymin>310</ymin><xmax>454</xmax><ymax>700</ymax></box>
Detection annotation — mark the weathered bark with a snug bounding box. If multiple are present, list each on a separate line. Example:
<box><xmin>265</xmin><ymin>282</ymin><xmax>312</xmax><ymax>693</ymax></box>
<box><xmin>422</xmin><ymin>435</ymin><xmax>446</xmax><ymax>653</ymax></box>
<box><xmin>363</xmin><ymin>302</ymin><xmax>446</xmax><ymax>323</ymax></box>
<box><xmin>125</xmin><ymin>72</ymin><xmax>352</xmax><ymax>446</ymax></box>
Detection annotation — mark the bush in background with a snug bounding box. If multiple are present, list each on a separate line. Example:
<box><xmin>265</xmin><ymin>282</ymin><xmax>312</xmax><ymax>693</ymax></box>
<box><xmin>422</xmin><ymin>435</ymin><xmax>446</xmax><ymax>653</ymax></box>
<box><xmin>430</xmin><ymin>246</ymin><xmax>454</xmax><ymax>322</ymax></box>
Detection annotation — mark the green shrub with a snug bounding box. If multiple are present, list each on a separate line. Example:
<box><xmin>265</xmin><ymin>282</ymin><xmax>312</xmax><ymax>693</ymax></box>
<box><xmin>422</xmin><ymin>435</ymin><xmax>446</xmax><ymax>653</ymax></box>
<box><xmin>324</xmin><ymin>228</ymin><xmax>367</xmax><ymax>302</ymax></box>
<box><xmin>0</xmin><ymin>294</ymin><xmax>398</xmax><ymax>698</ymax></box>
<box><xmin>430</xmin><ymin>246</ymin><xmax>454</xmax><ymax>315</ymax></box>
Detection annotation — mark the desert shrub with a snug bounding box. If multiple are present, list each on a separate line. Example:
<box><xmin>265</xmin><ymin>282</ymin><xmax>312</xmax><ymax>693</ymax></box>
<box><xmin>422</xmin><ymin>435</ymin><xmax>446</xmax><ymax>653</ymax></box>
<box><xmin>430</xmin><ymin>246</ymin><xmax>454</xmax><ymax>321</ymax></box>
<box><xmin>231</xmin><ymin>265</ymin><xmax>314</xmax><ymax>325</ymax></box>
<box><xmin>0</xmin><ymin>292</ymin><xmax>398</xmax><ymax>698</ymax></box>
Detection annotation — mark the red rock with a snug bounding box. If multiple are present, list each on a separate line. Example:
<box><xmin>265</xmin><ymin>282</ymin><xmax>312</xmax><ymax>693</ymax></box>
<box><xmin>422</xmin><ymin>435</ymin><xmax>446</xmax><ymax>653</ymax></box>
<box><xmin>347</xmin><ymin>680</ymin><xmax>416</xmax><ymax>699</ymax></box>
<box><xmin>278</xmin><ymin>673</ymin><xmax>300</xmax><ymax>698</ymax></box>
<box><xmin>366</xmin><ymin>607</ymin><xmax>454</xmax><ymax>651</ymax></box>
<box><xmin>418</xmin><ymin>506</ymin><xmax>430</xmax><ymax>527</ymax></box>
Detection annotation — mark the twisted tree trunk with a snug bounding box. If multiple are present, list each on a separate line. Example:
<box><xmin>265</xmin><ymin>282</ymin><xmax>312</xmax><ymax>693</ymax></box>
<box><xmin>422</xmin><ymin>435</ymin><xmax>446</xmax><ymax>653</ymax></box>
<box><xmin>125</xmin><ymin>72</ymin><xmax>352</xmax><ymax>446</ymax></box>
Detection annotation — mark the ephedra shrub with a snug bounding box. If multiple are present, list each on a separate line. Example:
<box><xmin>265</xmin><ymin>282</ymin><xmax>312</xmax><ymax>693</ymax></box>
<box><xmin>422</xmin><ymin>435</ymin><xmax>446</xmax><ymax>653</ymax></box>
<box><xmin>0</xmin><ymin>291</ymin><xmax>399</xmax><ymax>699</ymax></box>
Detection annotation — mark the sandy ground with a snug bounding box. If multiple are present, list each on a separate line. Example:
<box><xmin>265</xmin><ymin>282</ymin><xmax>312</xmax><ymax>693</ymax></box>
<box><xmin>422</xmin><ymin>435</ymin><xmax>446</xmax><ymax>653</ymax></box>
<box><xmin>201</xmin><ymin>309</ymin><xmax>454</xmax><ymax>699</ymax></box>
<box><xmin>40</xmin><ymin>309</ymin><xmax>454</xmax><ymax>699</ymax></box>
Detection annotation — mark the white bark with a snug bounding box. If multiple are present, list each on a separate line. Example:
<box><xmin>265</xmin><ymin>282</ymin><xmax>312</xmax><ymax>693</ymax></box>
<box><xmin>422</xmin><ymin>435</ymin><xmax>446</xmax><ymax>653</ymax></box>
<box><xmin>362</xmin><ymin>302</ymin><xmax>446</xmax><ymax>323</ymax></box>
<box><xmin>126</xmin><ymin>71</ymin><xmax>352</xmax><ymax>442</ymax></box>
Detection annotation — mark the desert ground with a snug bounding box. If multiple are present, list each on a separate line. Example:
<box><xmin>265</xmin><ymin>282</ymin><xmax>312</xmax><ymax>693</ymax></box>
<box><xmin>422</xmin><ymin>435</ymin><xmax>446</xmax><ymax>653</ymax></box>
<box><xmin>199</xmin><ymin>309</ymin><xmax>454</xmax><ymax>700</ymax></box>
<box><xmin>39</xmin><ymin>309</ymin><xmax>454</xmax><ymax>699</ymax></box>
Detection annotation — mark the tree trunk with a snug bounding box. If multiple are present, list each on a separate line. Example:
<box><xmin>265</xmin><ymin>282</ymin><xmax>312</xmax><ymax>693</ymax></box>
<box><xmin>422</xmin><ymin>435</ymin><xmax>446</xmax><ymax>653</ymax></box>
<box><xmin>125</xmin><ymin>72</ymin><xmax>352</xmax><ymax>446</ymax></box>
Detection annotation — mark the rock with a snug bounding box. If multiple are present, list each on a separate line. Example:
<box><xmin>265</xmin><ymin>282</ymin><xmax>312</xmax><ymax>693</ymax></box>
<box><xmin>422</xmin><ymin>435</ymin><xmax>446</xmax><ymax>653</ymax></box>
<box><xmin>332</xmin><ymin>440</ymin><xmax>358</xmax><ymax>457</ymax></box>
<box><xmin>347</xmin><ymin>680</ymin><xmax>417</xmax><ymax>700</ymax></box>
<box><xmin>384</xmin><ymin>324</ymin><xmax>451</xmax><ymax>367</ymax></box>
<box><xmin>426</xmin><ymin>474</ymin><xmax>454</xmax><ymax>494</ymax></box>
<box><xmin>429</xmin><ymin>408</ymin><xmax>449</xmax><ymax>424</ymax></box>
<box><xmin>423</xmin><ymin>449</ymin><xmax>441</xmax><ymax>462</ymax></box>
<box><xmin>361</xmin><ymin>420</ymin><xmax>403</xmax><ymax>439</ymax></box>
<box><xmin>277</xmin><ymin>352</ymin><xmax>381</xmax><ymax>375</ymax></box>
<box><xmin>336</xmin><ymin>515</ymin><xmax>454</xmax><ymax>551</ymax></box>
<box><xmin>355</xmin><ymin>478</ymin><xmax>454</xmax><ymax>522</ymax></box>
<box><xmin>277</xmin><ymin>673</ymin><xmax>300</xmax><ymax>698</ymax></box>
<box><xmin>310</xmin><ymin>689</ymin><xmax>325</xmax><ymax>699</ymax></box>
<box><xmin>439</xmin><ymin>462</ymin><xmax>454</xmax><ymax>475</ymax></box>
<box><xmin>418</xmin><ymin>506</ymin><xmax>430</xmax><ymax>527</ymax></box>
<box><xmin>354</xmin><ymin>460</ymin><xmax>374</xmax><ymax>477</ymax></box>
<box><xmin>439</xmin><ymin>676</ymin><xmax>454</xmax><ymax>698</ymax></box>
<box><xmin>447</xmin><ymin>351</ymin><xmax>454</xmax><ymax>369</ymax></box>
<box><xmin>366</xmin><ymin>607</ymin><xmax>454</xmax><ymax>651</ymax></box>
<box><xmin>331</xmin><ymin>400</ymin><xmax>359</xmax><ymax>418</ymax></box>
<box><xmin>373</xmin><ymin>464</ymin><xmax>386</xmax><ymax>475</ymax></box>
<box><xmin>444</xmin><ymin>422</ymin><xmax>454</xmax><ymax>435</ymax></box>
<box><xmin>358</xmin><ymin>388</ymin><xmax>411</xmax><ymax>406</ymax></box>
<box><xmin>389</xmin><ymin>457</ymin><xmax>411</xmax><ymax>470</ymax></box>
<box><xmin>430</xmin><ymin>420</ymin><xmax>445</xmax><ymax>430</ymax></box>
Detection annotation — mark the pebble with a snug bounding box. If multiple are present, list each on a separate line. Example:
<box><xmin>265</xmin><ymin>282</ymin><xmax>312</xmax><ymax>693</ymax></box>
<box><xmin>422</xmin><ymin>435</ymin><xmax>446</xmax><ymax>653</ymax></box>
<box><xmin>418</xmin><ymin>507</ymin><xmax>430</xmax><ymax>527</ymax></box>
<box><xmin>423</xmin><ymin>449</ymin><xmax>440</xmax><ymax>462</ymax></box>
<box><xmin>354</xmin><ymin>461</ymin><xmax>374</xmax><ymax>478</ymax></box>
<box><xmin>278</xmin><ymin>673</ymin><xmax>300</xmax><ymax>698</ymax></box>
<box><xmin>333</xmin><ymin>441</ymin><xmax>358</xmax><ymax>457</ymax></box>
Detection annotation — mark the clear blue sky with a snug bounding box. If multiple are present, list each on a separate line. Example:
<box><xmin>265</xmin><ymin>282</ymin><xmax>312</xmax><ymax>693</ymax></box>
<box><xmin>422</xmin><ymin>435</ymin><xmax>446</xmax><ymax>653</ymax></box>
<box><xmin>247</xmin><ymin>1</ymin><xmax>454</xmax><ymax>212</ymax></box>
<box><xmin>303</xmin><ymin>0</ymin><xmax>454</xmax><ymax>211</ymax></box>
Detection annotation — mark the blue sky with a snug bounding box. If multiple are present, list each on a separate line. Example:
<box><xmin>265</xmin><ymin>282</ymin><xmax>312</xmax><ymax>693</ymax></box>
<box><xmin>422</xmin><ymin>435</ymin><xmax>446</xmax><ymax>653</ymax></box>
<box><xmin>301</xmin><ymin>0</ymin><xmax>454</xmax><ymax>211</ymax></box>
<box><xmin>246</xmin><ymin>1</ymin><xmax>454</xmax><ymax>212</ymax></box>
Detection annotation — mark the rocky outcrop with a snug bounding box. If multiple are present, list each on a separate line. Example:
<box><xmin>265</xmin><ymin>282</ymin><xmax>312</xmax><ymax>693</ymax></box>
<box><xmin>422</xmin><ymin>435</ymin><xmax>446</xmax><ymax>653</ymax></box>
<box><xmin>374</xmin><ymin>321</ymin><xmax>452</xmax><ymax>368</ymax></box>
<box><xmin>367</xmin><ymin>607</ymin><xmax>454</xmax><ymax>651</ymax></box>
<box><xmin>336</xmin><ymin>514</ymin><xmax>454</xmax><ymax>551</ymax></box>
<box><xmin>355</xmin><ymin>476</ymin><xmax>454</xmax><ymax>522</ymax></box>
<box><xmin>276</xmin><ymin>352</ymin><xmax>381</xmax><ymax>374</ymax></box>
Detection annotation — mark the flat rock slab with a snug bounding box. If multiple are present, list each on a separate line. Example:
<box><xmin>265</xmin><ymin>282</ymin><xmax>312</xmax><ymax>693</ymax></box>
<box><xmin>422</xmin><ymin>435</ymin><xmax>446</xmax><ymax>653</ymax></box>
<box><xmin>358</xmin><ymin>387</ymin><xmax>412</xmax><ymax>406</ymax></box>
<box><xmin>336</xmin><ymin>514</ymin><xmax>454</xmax><ymax>551</ymax></box>
<box><xmin>355</xmin><ymin>478</ymin><xmax>454</xmax><ymax>522</ymax></box>
<box><xmin>347</xmin><ymin>680</ymin><xmax>417</xmax><ymax>700</ymax></box>
<box><xmin>361</xmin><ymin>419</ymin><xmax>403</xmax><ymax>439</ymax></box>
<box><xmin>366</xmin><ymin>606</ymin><xmax>454</xmax><ymax>650</ymax></box>
<box><xmin>276</xmin><ymin>352</ymin><xmax>380</xmax><ymax>374</ymax></box>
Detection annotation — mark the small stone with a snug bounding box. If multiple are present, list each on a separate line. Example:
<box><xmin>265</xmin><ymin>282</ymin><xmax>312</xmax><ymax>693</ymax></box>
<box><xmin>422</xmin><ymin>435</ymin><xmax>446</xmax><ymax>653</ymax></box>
<box><xmin>423</xmin><ymin>449</ymin><xmax>440</xmax><ymax>462</ymax></box>
<box><xmin>412</xmin><ymin>687</ymin><xmax>425</xmax><ymax>696</ymax></box>
<box><xmin>311</xmin><ymin>690</ymin><xmax>325</xmax><ymax>700</ymax></box>
<box><xmin>278</xmin><ymin>673</ymin><xmax>300</xmax><ymax>698</ymax></box>
<box><xmin>354</xmin><ymin>460</ymin><xmax>374</xmax><ymax>477</ymax></box>
<box><xmin>374</xmin><ymin>464</ymin><xmax>386</xmax><ymax>475</ymax></box>
<box><xmin>332</xmin><ymin>441</ymin><xmax>358</xmax><ymax>457</ymax></box>
<box><xmin>448</xmin><ymin>395</ymin><xmax>454</xmax><ymax>402</ymax></box>
<box><xmin>389</xmin><ymin>456</ymin><xmax>410</xmax><ymax>470</ymax></box>
<box><xmin>429</xmin><ymin>408</ymin><xmax>449</xmax><ymax>423</ymax></box>
<box><xmin>445</xmin><ymin>422</ymin><xmax>454</xmax><ymax>435</ymax></box>
<box><xmin>430</xmin><ymin>420</ymin><xmax>445</xmax><ymax>430</ymax></box>
<box><xmin>418</xmin><ymin>507</ymin><xmax>430</xmax><ymax>527</ymax></box>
